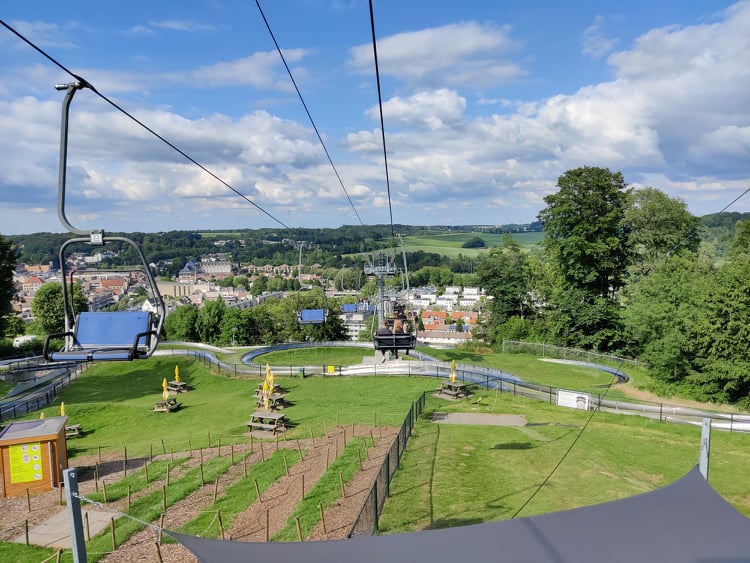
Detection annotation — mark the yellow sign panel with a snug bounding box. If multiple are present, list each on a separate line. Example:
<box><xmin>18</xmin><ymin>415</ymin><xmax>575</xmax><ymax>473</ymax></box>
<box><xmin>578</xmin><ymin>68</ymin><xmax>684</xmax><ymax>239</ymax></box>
<box><xmin>9</xmin><ymin>442</ymin><xmax>44</xmax><ymax>484</ymax></box>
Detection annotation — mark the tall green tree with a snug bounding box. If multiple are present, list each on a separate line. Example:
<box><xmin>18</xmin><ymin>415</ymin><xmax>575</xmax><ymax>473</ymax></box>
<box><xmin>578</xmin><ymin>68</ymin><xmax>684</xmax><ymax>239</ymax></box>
<box><xmin>196</xmin><ymin>298</ymin><xmax>226</xmax><ymax>345</ymax></box>
<box><xmin>474</xmin><ymin>236</ymin><xmax>528</xmax><ymax>344</ymax></box>
<box><xmin>537</xmin><ymin>167</ymin><xmax>631</xmax><ymax>350</ymax></box>
<box><xmin>689</xmin><ymin>259</ymin><xmax>750</xmax><ymax>404</ymax></box>
<box><xmin>625</xmin><ymin>187</ymin><xmax>701</xmax><ymax>275</ymax></box>
<box><xmin>30</xmin><ymin>282</ymin><xmax>89</xmax><ymax>335</ymax></box>
<box><xmin>539</xmin><ymin>166</ymin><xmax>631</xmax><ymax>296</ymax></box>
<box><xmin>0</xmin><ymin>235</ymin><xmax>19</xmax><ymax>337</ymax></box>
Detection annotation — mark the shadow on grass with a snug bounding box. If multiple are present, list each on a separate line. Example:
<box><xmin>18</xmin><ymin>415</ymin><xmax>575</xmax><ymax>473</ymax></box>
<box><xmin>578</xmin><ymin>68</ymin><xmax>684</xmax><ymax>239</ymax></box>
<box><xmin>491</xmin><ymin>441</ymin><xmax>536</xmax><ymax>450</ymax></box>
<box><xmin>426</xmin><ymin>516</ymin><xmax>486</xmax><ymax>530</ymax></box>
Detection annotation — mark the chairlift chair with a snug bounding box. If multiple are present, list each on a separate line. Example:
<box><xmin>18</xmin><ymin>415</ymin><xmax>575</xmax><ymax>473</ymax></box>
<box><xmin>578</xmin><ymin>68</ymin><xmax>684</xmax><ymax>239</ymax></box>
<box><xmin>43</xmin><ymin>82</ymin><xmax>165</xmax><ymax>362</ymax></box>
<box><xmin>296</xmin><ymin>282</ymin><xmax>328</xmax><ymax>325</ymax></box>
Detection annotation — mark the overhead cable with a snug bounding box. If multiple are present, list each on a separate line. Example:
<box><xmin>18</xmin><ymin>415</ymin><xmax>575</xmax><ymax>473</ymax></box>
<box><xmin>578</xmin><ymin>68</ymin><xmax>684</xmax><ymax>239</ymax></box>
<box><xmin>255</xmin><ymin>0</ymin><xmax>364</xmax><ymax>226</ymax></box>
<box><xmin>0</xmin><ymin>18</ymin><xmax>290</xmax><ymax>230</ymax></box>
<box><xmin>368</xmin><ymin>0</ymin><xmax>396</xmax><ymax>244</ymax></box>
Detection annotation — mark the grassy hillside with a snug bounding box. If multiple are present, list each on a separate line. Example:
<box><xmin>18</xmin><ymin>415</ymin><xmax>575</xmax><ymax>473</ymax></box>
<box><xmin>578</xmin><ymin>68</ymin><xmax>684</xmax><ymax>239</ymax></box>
<box><xmin>403</xmin><ymin>231</ymin><xmax>543</xmax><ymax>258</ymax></box>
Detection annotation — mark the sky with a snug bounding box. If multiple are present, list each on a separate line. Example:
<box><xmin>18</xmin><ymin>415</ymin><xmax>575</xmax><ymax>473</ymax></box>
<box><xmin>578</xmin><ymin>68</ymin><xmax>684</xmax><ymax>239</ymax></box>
<box><xmin>0</xmin><ymin>1</ymin><xmax>748</xmax><ymax>235</ymax></box>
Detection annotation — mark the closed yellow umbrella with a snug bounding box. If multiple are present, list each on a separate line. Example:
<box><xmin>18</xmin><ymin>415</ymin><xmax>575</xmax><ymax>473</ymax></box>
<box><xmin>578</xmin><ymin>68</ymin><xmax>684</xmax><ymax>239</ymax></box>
<box><xmin>40</xmin><ymin>412</ymin><xmax>45</xmax><ymax>419</ymax></box>
<box><xmin>162</xmin><ymin>377</ymin><xmax>167</xmax><ymax>389</ymax></box>
<box><xmin>163</xmin><ymin>388</ymin><xmax>169</xmax><ymax>401</ymax></box>
<box><xmin>175</xmin><ymin>365</ymin><xmax>180</xmax><ymax>382</ymax></box>
<box><xmin>450</xmin><ymin>359</ymin><xmax>456</xmax><ymax>383</ymax></box>
<box><xmin>60</xmin><ymin>402</ymin><xmax>65</xmax><ymax>416</ymax></box>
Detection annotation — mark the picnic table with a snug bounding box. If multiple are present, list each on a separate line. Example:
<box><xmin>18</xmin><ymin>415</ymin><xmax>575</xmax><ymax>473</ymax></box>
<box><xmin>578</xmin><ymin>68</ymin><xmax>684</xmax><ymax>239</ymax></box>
<box><xmin>152</xmin><ymin>397</ymin><xmax>182</xmax><ymax>412</ymax></box>
<box><xmin>65</xmin><ymin>424</ymin><xmax>82</xmax><ymax>438</ymax></box>
<box><xmin>438</xmin><ymin>380</ymin><xmax>470</xmax><ymax>399</ymax></box>
<box><xmin>167</xmin><ymin>380</ymin><xmax>188</xmax><ymax>393</ymax></box>
<box><xmin>247</xmin><ymin>410</ymin><xmax>287</xmax><ymax>434</ymax></box>
<box><xmin>255</xmin><ymin>392</ymin><xmax>286</xmax><ymax>410</ymax></box>
<box><xmin>256</xmin><ymin>382</ymin><xmax>286</xmax><ymax>394</ymax></box>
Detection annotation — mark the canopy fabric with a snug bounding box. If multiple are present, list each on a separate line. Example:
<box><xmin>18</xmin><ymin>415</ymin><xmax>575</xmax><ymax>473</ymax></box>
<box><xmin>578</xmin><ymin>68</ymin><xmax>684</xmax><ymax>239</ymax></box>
<box><xmin>167</xmin><ymin>466</ymin><xmax>750</xmax><ymax>563</ymax></box>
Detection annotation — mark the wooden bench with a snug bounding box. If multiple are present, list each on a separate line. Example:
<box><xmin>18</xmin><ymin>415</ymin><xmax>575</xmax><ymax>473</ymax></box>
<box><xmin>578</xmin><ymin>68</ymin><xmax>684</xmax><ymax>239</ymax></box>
<box><xmin>43</xmin><ymin>311</ymin><xmax>156</xmax><ymax>362</ymax></box>
<box><xmin>152</xmin><ymin>398</ymin><xmax>182</xmax><ymax>412</ymax></box>
<box><xmin>247</xmin><ymin>421</ymin><xmax>281</xmax><ymax>433</ymax></box>
<box><xmin>65</xmin><ymin>424</ymin><xmax>82</xmax><ymax>438</ymax></box>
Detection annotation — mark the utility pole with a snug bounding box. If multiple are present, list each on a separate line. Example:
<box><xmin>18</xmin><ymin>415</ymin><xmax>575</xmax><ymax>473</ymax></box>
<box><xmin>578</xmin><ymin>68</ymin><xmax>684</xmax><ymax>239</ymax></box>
<box><xmin>63</xmin><ymin>468</ymin><xmax>87</xmax><ymax>563</ymax></box>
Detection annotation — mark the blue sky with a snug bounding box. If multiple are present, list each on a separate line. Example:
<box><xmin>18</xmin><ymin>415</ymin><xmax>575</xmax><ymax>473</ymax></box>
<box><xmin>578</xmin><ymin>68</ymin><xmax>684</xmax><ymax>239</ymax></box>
<box><xmin>1</xmin><ymin>1</ymin><xmax>748</xmax><ymax>235</ymax></box>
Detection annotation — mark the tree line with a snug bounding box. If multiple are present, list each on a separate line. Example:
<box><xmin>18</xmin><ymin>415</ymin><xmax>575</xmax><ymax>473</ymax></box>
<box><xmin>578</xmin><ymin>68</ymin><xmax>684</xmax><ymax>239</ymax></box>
<box><xmin>2</xmin><ymin>165</ymin><xmax>750</xmax><ymax>405</ymax></box>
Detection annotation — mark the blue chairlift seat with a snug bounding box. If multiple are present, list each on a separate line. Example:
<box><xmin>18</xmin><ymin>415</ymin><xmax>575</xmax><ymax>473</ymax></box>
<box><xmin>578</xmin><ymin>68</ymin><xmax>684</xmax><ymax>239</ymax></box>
<box><xmin>43</xmin><ymin>311</ymin><xmax>156</xmax><ymax>362</ymax></box>
<box><xmin>298</xmin><ymin>309</ymin><xmax>327</xmax><ymax>324</ymax></box>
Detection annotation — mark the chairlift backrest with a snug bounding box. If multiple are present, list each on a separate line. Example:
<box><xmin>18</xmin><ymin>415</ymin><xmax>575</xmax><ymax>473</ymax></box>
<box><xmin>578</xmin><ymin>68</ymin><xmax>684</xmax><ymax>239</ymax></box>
<box><xmin>43</xmin><ymin>311</ymin><xmax>156</xmax><ymax>362</ymax></box>
<box><xmin>298</xmin><ymin>308</ymin><xmax>327</xmax><ymax>324</ymax></box>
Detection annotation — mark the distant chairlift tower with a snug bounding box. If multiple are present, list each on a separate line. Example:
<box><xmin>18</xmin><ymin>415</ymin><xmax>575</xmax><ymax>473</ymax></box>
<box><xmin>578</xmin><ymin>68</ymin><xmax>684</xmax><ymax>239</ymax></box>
<box><xmin>363</xmin><ymin>250</ymin><xmax>399</xmax><ymax>328</ymax></box>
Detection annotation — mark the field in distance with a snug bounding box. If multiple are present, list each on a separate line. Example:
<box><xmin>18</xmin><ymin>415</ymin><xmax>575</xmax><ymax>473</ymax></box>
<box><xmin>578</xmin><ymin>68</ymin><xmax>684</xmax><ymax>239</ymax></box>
<box><xmin>403</xmin><ymin>231</ymin><xmax>543</xmax><ymax>258</ymax></box>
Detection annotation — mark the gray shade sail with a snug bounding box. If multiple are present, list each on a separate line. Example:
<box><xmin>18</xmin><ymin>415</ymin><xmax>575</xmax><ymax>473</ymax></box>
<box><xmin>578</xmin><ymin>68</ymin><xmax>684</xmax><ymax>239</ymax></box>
<box><xmin>167</xmin><ymin>466</ymin><xmax>750</xmax><ymax>563</ymax></box>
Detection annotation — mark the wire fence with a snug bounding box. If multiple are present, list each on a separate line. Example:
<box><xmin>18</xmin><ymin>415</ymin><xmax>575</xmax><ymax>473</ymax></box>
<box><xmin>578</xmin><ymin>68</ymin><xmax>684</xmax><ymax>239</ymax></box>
<box><xmin>347</xmin><ymin>391</ymin><xmax>426</xmax><ymax>537</ymax></box>
<box><xmin>501</xmin><ymin>339</ymin><xmax>645</xmax><ymax>367</ymax></box>
<box><xmin>0</xmin><ymin>363</ymin><xmax>85</xmax><ymax>423</ymax></box>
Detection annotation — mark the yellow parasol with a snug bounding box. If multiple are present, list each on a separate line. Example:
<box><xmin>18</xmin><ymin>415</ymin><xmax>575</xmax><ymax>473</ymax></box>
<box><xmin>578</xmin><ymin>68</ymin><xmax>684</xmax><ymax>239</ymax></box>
<box><xmin>450</xmin><ymin>359</ymin><xmax>456</xmax><ymax>383</ymax></box>
<box><xmin>163</xmin><ymin>388</ymin><xmax>169</xmax><ymax>401</ymax></box>
<box><xmin>175</xmin><ymin>364</ymin><xmax>180</xmax><ymax>382</ymax></box>
<box><xmin>162</xmin><ymin>377</ymin><xmax>167</xmax><ymax>389</ymax></box>
<box><xmin>40</xmin><ymin>412</ymin><xmax>45</xmax><ymax>419</ymax></box>
<box><xmin>60</xmin><ymin>402</ymin><xmax>65</xmax><ymax>416</ymax></box>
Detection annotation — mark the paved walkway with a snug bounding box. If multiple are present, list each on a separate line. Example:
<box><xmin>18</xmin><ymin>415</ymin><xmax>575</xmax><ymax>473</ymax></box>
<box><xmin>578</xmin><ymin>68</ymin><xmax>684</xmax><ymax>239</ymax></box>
<box><xmin>12</xmin><ymin>508</ymin><xmax>114</xmax><ymax>549</ymax></box>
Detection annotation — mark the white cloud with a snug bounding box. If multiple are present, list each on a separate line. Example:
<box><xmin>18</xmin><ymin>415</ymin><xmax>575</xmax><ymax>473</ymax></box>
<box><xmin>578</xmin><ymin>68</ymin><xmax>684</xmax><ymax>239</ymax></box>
<box><xmin>348</xmin><ymin>22</ymin><xmax>524</xmax><ymax>89</ymax></box>
<box><xmin>582</xmin><ymin>15</ymin><xmax>618</xmax><ymax>58</ymax></box>
<box><xmin>365</xmin><ymin>89</ymin><xmax>466</xmax><ymax>130</ymax></box>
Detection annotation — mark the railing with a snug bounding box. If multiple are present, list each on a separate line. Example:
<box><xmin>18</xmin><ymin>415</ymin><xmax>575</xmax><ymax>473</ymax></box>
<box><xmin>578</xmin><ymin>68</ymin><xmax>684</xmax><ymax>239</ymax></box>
<box><xmin>347</xmin><ymin>391</ymin><xmax>426</xmax><ymax>537</ymax></box>
<box><xmin>501</xmin><ymin>339</ymin><xmax>644</xmax><ymax>367</ymax></box>
<box><xmin>0</xmin><ymin>364</ymin><xmax>85</xmax><ymax>423</ymax></box>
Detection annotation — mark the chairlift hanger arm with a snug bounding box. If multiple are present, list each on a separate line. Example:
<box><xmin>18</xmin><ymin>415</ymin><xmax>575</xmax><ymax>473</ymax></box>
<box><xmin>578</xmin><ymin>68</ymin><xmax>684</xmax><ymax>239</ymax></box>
<box><xmin>56</xmin><ymin>81</ymin><xmax>103</xmax><ymax>243</ymax></box>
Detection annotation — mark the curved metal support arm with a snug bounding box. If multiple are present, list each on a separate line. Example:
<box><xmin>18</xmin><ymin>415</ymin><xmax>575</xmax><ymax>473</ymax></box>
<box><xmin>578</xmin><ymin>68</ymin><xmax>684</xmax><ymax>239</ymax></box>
<box><xmin>57</xmin><ymin>82</ymin><xmax>101</xmax><ymax>239</ymax></box>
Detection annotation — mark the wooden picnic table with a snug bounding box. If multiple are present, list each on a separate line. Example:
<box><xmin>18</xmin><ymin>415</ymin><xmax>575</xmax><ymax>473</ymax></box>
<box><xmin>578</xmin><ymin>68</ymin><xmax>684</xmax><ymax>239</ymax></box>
<box><xmin>438</xmin><ymin>380</ymin><xmax>470</xmax><ymax>399</ymax></box>
<box><xmin>152</xmin><ymin>397</ymin><xmax>182</xmax><ymax>412</ymax></box>
<box><xmin>65</xmin><ymin>424</ymin><xmax>82</xmax><ymax>438</ymax></box>
<box><xmin>255</xmin><ymin>392</ymin><xmax>286</xmax><ymax>410</ymax></box>
<box><xmin>167</xmin><ymin>380</ymin><xmax>188</xmax><ymax>393</ymax></box>
<box><xmin>247</xmin><ymin>410</ymin><xmax>287</xmax><ymax>434</ymax></box>
<box><xmin>256</xmin><ymin>382</ymin><xmax>286</xmax><ymax>394</ymax></box>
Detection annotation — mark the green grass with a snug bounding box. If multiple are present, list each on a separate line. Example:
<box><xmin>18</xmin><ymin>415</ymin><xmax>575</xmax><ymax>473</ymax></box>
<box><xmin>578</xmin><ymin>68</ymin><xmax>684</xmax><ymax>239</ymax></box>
<box><xmin>3</xmin><ymin>349</ymin><xmax>750</xmax><ymax>562</ymax></box>
<box><xmin>402</xmin><ymin>231</ymin><xmax>543</xmax><ymax>258</ymax></box>
<box><xmin>24</xmin><ymin>357</ymin><xmax>437</xmax><ymax>461</ymax></box>
<box><xmin>378</xmin><ymin>391</ymin><xmax>750</xmax><ymax>534</ymax></box>
<box><xmin>254</xmin><ymin>346</ymin><xmax>372</xmax><ymax>366</ymax></box>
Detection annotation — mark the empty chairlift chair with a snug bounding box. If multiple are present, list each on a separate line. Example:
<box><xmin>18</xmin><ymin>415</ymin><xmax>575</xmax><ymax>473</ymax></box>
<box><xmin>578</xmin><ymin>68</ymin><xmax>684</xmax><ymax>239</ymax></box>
<box><xmin>43</xmin><ymin>81</ymin><xmax>165</xmax><ymax>363</ymax></box>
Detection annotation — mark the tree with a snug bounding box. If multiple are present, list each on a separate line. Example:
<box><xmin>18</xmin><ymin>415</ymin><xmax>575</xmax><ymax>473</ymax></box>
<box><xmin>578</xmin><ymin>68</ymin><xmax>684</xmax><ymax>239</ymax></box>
<box><xmin>251</xmin><ymin>275</ymin><xmax>268</xmax><ymax>296</ymax></box>
<box><xmin>625</xmin><ymin>187</ymin><xmax>701</xmax><ymax>275</ymax></box>
<box><xmin>621</xmin><ymin>254</ymin><xmax>707</xmax><ymax>381</ymax></box>
<box><xmin>539</xmin><ymin>166</ymin><xmax>631</xmax><ymax>296</ymax></box>
<box><xmin>473</xmin><ymin>236</ymin><xmax>528</xmax><ymax>344</ymax></box>
<box><xmin>164</xmin><ymin>304</ymin><xmax>199</xmax><ymax>341</ymax></box>
<box><xmin>0</xmin><ymin>235</ymin><xmax>19</xmax><ymax>337</ymax></box>
<box><xmin>30</xmin><ymin>282</ymin><xmax>89</xmax><ymax>335</ymax></box>
<box><xmin>196</xmin><ymin>298</ymin><xmax>226</xmax><ymax>345</ymax></box>
<box><xmin>537</xmin><ymin>167</ymin><xmax>631</xmax><ymax>351</ymax></box>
